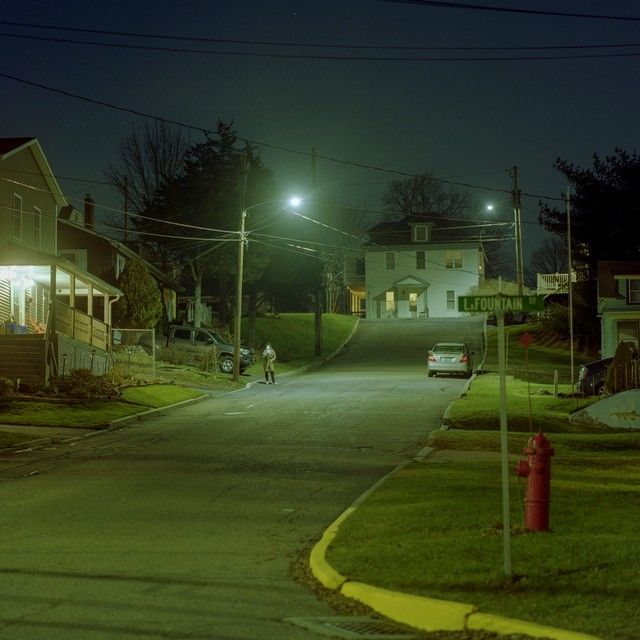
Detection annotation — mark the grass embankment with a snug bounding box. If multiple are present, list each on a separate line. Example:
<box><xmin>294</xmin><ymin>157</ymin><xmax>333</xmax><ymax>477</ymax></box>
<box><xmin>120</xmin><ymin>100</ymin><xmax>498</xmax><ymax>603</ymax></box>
<box><xmin>326</xmin><ymin>324</ymin><xmax>640</xmax><ymax>640</ymax></box>
<box><xmin>0</xmin><ymin>313</ymin><xmax>358</xmax><ymax>446</ymax></box>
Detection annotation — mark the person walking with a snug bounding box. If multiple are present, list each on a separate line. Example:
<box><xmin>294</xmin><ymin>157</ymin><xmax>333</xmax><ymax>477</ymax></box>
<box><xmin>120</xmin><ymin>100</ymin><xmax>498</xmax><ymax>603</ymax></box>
<box><xmin>262</xmin><ymin>343</ymin><xmax>277</xmax><ymax>384</ymax></box>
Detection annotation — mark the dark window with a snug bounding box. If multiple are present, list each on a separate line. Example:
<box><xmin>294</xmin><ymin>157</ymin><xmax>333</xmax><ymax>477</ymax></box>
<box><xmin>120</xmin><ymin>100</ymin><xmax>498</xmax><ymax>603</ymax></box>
<box><xmin>356</xmin><ymin>258</ymin><xmax>365</xmax><ymax>276</ymax></box>
<box><xmin>173</xmin><ymin>328</ymin><xmax>192</xmax><ymax>341</ymax></box>
<box><xmin>416</xmin><ymin>251</ymin><xmax>425</xmax><ymax>270</ymax></box>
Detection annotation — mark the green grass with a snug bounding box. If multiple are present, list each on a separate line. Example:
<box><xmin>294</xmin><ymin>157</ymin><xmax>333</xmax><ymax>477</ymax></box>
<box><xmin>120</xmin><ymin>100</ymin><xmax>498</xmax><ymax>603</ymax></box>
<box><xmin>325</xmin><ymin>323</ymin><xmax>639</xmax><ymax>639</ymax></box>
<box><xmin>327</xmin><ymin>428</ymin><xmax>640</xmax><ymax>640</ymax></box>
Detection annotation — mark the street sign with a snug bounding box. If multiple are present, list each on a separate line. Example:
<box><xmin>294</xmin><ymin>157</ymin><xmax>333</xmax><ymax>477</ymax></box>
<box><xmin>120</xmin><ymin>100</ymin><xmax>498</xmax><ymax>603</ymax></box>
<box><xmin>520</xmin><ymin>332</ymin><xmax>535</xmax><ymax>348</ymax></box>
<box><xmin>458</xmin><ymin>294</ymin><xmax>545</xmax><ymax>313</ymax></box>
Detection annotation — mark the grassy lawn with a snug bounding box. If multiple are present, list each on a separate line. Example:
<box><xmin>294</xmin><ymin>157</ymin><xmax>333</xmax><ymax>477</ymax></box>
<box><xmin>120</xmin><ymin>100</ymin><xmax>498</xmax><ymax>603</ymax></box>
<box><xmin>325</xmin><ymin>323</ymin><xmax>640</xmax><ymax>640</ymax></box>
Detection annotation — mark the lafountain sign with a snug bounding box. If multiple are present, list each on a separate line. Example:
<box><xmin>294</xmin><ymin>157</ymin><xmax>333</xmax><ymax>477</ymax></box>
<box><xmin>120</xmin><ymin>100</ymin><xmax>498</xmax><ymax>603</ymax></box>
<box><xmin>458</xmin><ymin>294</ymin><xmax>545</xmax><ymax>313</ymax></box>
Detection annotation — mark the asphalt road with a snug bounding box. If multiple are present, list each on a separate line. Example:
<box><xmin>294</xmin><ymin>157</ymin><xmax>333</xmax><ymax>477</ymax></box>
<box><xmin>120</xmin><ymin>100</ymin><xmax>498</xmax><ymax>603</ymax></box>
<box><xmin>0</xmin><ymin>317</ymin><xmax>483</xmax><ymax>640</ymax></box>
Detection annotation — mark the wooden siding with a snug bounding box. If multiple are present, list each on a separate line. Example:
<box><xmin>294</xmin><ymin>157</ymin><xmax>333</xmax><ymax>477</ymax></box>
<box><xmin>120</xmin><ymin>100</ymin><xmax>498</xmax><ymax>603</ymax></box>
<box><xmin>0</xmin><ymin>144</ymin><xmax>57</xmax><ymax>254</ymax></box>
<box><xmin>0</xmin><ymin>334</ymin><xmax>47</xmax><ymax>388</ymax></box>
<box><xmin>56</xmin><ymin>334</ymin><xmax>110</xmax><ymax>376</ymax></box>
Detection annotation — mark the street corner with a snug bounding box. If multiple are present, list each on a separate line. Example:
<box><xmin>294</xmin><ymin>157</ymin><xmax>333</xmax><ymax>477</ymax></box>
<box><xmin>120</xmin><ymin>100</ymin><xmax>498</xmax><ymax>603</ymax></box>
<box><xmin>340</xmin><ymin>581</ymin><xmax>475</xmax><ymax>633</ymax></box>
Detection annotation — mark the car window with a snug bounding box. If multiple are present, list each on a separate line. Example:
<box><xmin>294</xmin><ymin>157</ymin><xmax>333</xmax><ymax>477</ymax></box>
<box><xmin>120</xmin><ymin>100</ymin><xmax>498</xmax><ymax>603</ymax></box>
<box><xmin>195</xmin><ymin>331</ymin><xmax>212</xmax><ymax>344</ymax></box>
<box><xmin>172</xmin><ymin>328</ymin><xmax>192</xmax><ymax>341</ymax></box>
<box><xmin>432</xmin><ymin>344</ymin><xmax>464</xmax><ymax>353</ymax></box>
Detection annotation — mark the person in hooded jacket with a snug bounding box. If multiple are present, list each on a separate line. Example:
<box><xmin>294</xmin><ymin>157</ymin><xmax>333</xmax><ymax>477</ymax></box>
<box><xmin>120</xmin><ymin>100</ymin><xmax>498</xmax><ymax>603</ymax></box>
<box><xmin>262</xmin><ymin>343</ymin><xmax>277</xmax><ymax>384</ymax></box>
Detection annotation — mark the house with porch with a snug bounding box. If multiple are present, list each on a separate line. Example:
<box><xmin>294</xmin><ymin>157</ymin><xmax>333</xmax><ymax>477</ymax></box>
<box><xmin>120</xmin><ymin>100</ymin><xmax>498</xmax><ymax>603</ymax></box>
<box><xmin>0</xmin><ymin>137</ymin><xmax>120</xmax><ymax>389</ymax></box>
<box><xmin>597</xmin><ymin>260</ymin><xmax>640</xmax><ymax>357</ymax></box>
<box><xmin>358</xmin><ymin>217</ymin><xmax>484</xmax><ymax>319</ymax></box>
<box><xmin>58</xmin><ymin>197</ymin><xmax>180</xmax><ymax>327</ymax></box>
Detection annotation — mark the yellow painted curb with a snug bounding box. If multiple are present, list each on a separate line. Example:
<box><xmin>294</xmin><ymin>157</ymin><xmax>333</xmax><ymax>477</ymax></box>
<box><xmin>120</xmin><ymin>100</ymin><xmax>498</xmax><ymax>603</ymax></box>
<box><xmin>309</xmin><ymin>507</ymin><xmax>354</xmax><ymax>590</ymax></box>
<box><xmin>341</xmin><ymin>581</ymin><xmax>475</xmax><ymax>632</ymax></box>
<box><xmin>468</xmin><ymin>612</ymin><xmax>602</xmax><ymax>640</ymax></box>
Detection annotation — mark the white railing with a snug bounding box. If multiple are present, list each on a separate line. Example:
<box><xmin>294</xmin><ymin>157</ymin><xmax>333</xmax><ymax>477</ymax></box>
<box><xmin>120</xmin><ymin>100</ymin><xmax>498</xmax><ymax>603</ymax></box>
<box><xmin>537</xmin><ymin>273</ymin><xmax>574</xmax><ymax>293</ymax></box>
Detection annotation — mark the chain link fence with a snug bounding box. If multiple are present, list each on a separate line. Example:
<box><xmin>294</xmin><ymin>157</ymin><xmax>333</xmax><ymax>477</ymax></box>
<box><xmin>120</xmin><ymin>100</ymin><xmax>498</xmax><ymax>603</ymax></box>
<box><xmin>110</xmin><ymin>328</ymin><xmax>156</xmax><ymax>381</ymax></box>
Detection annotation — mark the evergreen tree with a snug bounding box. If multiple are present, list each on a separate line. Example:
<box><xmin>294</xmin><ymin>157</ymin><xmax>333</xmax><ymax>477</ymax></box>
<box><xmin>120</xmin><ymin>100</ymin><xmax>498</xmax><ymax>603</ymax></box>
<box><xmin>113</xmin><ymin>259</ymin><xmax>162</xmax><ymax>328</ymax></box>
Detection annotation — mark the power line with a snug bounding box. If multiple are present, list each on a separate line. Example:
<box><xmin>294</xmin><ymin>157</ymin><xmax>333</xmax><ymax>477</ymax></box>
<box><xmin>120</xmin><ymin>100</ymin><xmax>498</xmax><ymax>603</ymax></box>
<box><xmin>3</xmin><ymin>19</ymin><xmax>640</xmax><ymax>51</ymax></box>
<box><xmin>382</xmin><ymin>0</ymin><xmax>640</xmax><ymax>22</ymax></box>
<box><xmin>0</xmin><ymin>72</ymin><xmax>563</xmax><ymax>202</ymax></box>
<box><xmin>3</xmin><ymin>30</ymin><xmax>640</xmax><ymax>61</ymax></box>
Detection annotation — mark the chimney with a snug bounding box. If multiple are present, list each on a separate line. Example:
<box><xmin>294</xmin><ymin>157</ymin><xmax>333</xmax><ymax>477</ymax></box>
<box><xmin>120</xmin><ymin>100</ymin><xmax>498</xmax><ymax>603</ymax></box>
<box><xmin>84</xmin><ymin>194</ymin><xmax>95</xmax><ymax>229</ymax></box>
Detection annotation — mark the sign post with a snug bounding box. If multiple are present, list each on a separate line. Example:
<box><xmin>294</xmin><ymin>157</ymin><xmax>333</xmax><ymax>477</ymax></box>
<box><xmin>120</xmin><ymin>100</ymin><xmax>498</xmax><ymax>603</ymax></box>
<box><xmin>458</xmin><ymin>294</ymin><xmax>544</xmax><ymax>577</ymax></box>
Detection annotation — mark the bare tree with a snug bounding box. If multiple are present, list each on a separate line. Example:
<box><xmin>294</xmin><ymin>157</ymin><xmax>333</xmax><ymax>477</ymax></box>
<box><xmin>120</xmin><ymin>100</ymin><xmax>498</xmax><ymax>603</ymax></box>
<box><xmin>531</xmin><ymin>236</ymin><xmax>568</xmax><ymax>274</ymax></box>
<box><xmin>382</xmin><ymin>171</ymin><xmax>470</xmax><ymax>220</ymax></box>
<box><xmin>104</xmin><ymin>121</ymin><xmax>188</xmax><ymax>215</ymax></box>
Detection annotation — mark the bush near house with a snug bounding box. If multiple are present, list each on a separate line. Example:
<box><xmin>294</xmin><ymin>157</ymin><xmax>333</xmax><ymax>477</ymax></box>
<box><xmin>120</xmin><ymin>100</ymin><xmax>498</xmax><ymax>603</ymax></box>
<box><xmin>605</xmin><ymin>340</ymin><xmax>640</xmax><ymax>395</ymax></box>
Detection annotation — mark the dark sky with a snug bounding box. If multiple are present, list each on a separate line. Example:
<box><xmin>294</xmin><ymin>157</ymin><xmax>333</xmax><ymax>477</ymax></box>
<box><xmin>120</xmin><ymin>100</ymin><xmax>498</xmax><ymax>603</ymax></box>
<box><xmin>3</xmin><ymin>0</ymin><xmax>640</xmax><ymax>265</ymax></box>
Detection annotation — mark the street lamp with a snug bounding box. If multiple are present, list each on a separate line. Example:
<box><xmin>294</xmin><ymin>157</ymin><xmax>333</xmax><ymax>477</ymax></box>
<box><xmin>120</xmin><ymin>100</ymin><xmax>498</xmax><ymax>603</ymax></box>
<box><xmin>232</xmin><ymin>197</ymin><xmax>303</xmax><ymax>381</ymax></box>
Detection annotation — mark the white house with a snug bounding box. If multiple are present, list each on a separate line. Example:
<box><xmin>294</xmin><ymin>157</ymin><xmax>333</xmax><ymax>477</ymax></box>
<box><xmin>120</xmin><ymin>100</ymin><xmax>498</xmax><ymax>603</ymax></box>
<box><xmin>362</xmin><ymin>218</ymin><xmax>484</xmax><ymax>319</ymax></box>
<box><xmin>597</xmin><ymin>261</ymin><xmax>640</xmax><ymax>357</ymax></box>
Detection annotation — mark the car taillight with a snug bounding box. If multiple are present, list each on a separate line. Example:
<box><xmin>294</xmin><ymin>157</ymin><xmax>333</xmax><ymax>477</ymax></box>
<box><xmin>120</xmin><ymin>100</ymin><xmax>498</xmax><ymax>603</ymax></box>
<box><xmin>428</xmin><ymin>352</ymin><xmax>436</xmax><ymax>362</ymax></box>
<box><xmin>460</xmin><ymin>354</ymin><xmax>469</xmax><ymax>363</ymax></box>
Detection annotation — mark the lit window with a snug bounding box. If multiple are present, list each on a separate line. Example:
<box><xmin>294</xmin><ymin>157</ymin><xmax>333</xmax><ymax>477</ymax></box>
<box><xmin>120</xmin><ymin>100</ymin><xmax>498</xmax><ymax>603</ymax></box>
<box><xmin>385</xmin><ymin>252</ymin><xmax>395</xmax><ymax>270</ymax></box>
<box><xmin>445</xmin><ymin>250</ymin><xmax>462</xmax><ymax>269</ymax></box>
<box><xmin>446</xmin><ymin>290</ymin><xmax>455</xmax><ymax>309</ymax></box>
<box><xmin>416</xmin><ymin>251</ymin><xmax>425</xmax><ymax>269</ymax></box>
<box><xmin>13</xmin><ymin>194</ymin><xmax>22</xmax><ymax>239</ymax></box>
<box><xmin>385</xmin><ymin>291</ymin><xmax>395</xmax><ymax>311</ymax></box>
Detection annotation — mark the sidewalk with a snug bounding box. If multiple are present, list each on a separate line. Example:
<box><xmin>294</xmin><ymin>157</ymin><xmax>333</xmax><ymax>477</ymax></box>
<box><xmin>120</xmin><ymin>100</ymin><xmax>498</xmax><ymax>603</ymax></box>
<box><xmin>309</xmin><ymin>445</ymin><xmax>603</xmax><ymax>640</ymax></box>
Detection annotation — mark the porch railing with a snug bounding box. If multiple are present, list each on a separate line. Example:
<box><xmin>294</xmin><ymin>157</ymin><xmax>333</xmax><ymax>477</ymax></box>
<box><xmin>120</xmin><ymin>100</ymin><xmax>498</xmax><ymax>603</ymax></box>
<box><xmin>54</xmin><ymin>301</ymin><xmax>109</xmax><ymax>350</ymax></box>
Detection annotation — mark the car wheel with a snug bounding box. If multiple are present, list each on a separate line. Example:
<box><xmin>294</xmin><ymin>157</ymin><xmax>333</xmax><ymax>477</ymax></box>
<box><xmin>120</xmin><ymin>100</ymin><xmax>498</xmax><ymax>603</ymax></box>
<box><xmin>218</xmin><ymin>356</ymin><xmax>234</xmax><ymax>374</ymax></box>
<box><xmin>427</xmin><ymin>371</ymin><xmax>435</xmax><ymax>378</ymax></box>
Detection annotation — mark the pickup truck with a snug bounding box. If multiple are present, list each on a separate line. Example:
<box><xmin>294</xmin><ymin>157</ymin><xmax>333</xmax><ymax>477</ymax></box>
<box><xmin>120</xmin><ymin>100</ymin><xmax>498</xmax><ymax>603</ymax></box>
<box><xmin>165</xmin><ymin>325</ymin><xmax>255</xmax><ymax>373</ymax></box>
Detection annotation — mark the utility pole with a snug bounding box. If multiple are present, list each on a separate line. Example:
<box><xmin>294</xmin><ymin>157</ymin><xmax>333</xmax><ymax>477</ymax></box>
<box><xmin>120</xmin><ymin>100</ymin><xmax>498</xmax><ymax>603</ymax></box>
<box><xmin>233</xmin><ymin>152</ymin><xmax>249</xmax><ymax>382</ymax></box>
<box><xmin>123</xmin><ymin>175</ymin><xmax>129</xmax><ymax>242</ymax></box>
<box><xmin>312</xmin><ymin>146</ymin><xmax>323</xmax><ymax>357</ymax></box>
<box><xmin>566</xmin><ymin>187</ymin><xmax>575</xmax><ymax>391</ymax></box>
<box><xmin>511</xmin><ymin>166</ymin><xmax>524</xmax><ymax>294</ymax></box>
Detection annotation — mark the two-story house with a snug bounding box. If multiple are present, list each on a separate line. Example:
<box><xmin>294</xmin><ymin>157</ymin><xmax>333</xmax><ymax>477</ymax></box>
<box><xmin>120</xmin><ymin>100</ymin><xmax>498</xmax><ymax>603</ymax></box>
<box><xmin>360</xmin><ymin>217</ymin><xmax>484</xmax><ymax>319</ymax></box>
<box><xmin>58</xmin><ymin>196</ymin><xmax>180</xmax><ymax>326</ymax></box>
<box><xmin>0</xmin><ymin>137</ymin><xmax>120</xmax><ymax>388</ymax></box>
<box><xmin>597</xmin><ymin>260</ymin><xmax>640</xmax><ymax>357</ymax></box>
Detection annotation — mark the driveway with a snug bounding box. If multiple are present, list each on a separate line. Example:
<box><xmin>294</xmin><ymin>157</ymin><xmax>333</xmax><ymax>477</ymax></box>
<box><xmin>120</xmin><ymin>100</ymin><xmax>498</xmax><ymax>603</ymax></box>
<box><xmin>0</xmin><ymin>317</ymin><xmax>483</xmax><ymax>640</ymax></box>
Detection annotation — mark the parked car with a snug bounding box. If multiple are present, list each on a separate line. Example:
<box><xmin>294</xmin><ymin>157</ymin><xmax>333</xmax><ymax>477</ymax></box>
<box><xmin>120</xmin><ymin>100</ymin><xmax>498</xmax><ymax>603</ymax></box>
<box><xmin>164</xmin><ymin>325</ymin><xmax>255</xmax><ymax>373</ymax></box>
<box><xmin>427</xmin><ymin>342</ymin><xmax>474</xmax><ymax>378</ymax></box>
<box><xmin>575</xmin><ymin>357</ymin><xmax>613</xmax><ymax>396</ymax></box>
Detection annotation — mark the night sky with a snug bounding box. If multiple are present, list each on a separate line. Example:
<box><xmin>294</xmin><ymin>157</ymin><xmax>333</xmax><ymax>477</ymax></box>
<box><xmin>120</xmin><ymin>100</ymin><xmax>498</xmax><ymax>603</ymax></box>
<box><xmin>3</xmin><ymin>0</ymin><xmax>640</xmax><ymax>265</ymax></box>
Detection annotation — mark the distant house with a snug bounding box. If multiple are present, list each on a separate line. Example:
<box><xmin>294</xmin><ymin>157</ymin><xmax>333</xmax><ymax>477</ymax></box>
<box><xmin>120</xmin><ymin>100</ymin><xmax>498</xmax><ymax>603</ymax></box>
<box><xmin>0</xmin><ymin>137</ymin><xmax>120</xmax><ymax>388</ymax></box>
<box><xmin>347</xmin><ymin>217</ymin><xmax>484</xmax><ymax>319</ymax></box>
<box><xmin>58</xmin><ymin>197</ymin><xmax>180</xmax><ymax>326</ymax></box>
<box><xmin>597</xmin><ymin>260</ymin><xmax>640</xmax><ymax>357</ymax></box>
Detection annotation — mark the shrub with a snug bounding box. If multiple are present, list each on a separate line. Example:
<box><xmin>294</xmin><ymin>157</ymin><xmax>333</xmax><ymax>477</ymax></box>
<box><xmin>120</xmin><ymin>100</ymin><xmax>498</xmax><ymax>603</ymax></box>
<box><xmin>52</xmin><ymin>369</ymin><xmax>120</xmax><ymax>400</ymax></box>
<box><xmin>0</xmin><ymin>377</ymin><xmax>14</xmax><ymax>404</ymax></box>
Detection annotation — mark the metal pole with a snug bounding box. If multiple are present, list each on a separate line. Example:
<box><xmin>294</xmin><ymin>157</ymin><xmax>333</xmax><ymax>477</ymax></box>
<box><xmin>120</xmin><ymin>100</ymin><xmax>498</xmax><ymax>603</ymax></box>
<box><xmin>512</xmin><ymin>166</ymin><xmax>524</xmax><ymax>295</ymax></box>
<box><xmin>567</xmin><ymin>187</ymin><xmax>575</xmax><ymax>392</ymax></box>
<box><xmin>233</xmin><ymin>155</ymin><xmax>249</xmax><ymax>381</ymax></box>
<box><xmin>497</xmin><ymin>309</ymin><xmax>512</xmax><ymax>576</ymax></box>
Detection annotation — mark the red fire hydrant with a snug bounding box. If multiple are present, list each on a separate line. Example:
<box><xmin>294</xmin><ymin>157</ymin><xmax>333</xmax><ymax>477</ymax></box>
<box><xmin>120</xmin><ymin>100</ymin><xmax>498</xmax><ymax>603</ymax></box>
<box><xmin>515</xmin><ymin>431</ymin><xmax>555</xmax><ymax>532</ymax></box>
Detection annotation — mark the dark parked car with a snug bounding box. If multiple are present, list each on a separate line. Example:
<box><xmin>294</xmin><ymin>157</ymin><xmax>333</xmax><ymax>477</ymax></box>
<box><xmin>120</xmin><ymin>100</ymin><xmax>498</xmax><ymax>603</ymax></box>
<box><xmin>427</xmin><ymin>342</ymin><xmax>474</xmax><ymax>378</ymax></box>
<box><xmin>164</xmin><ymin>325</ymin><xmax>254</xmax><ymax>373</ymax></box>
<box><xmin>575</xmin><ymin>357</ymin><xmax>613</xmax><ymax>396</ymax></box>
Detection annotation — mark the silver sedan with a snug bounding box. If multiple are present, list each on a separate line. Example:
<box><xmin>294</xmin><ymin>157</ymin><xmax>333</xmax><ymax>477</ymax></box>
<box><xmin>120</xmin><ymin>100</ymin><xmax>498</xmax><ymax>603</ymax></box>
<box><xmin>427</xmin><ymin>342</ymin><xmax>473</xmax><ymax>378</ymax></box>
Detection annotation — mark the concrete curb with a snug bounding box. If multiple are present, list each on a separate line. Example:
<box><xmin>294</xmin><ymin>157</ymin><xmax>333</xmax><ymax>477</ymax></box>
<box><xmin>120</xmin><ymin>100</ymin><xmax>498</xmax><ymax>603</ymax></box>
<box><xmin>308</xmin><ymin>447</ymin><xmax>603</xmax><ymax>640</ymax></box>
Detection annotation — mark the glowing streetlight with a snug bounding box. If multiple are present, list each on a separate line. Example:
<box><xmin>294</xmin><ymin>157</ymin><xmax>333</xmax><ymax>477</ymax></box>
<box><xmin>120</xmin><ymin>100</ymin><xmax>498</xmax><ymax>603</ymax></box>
<box><xmin>233</xmin><ymin>196</ymin><xmax>302</xmax><ymax>380</ymax></box>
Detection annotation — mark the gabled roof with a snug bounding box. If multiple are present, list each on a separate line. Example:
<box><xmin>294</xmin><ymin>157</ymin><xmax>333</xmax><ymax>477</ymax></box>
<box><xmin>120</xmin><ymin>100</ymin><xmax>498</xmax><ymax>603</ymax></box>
<box><xmin>58</xmin><ymin>218</ymin><xmax>182</xmax><ymax>290</ymax></box>
<box><xmin>0</xmin><ymin>137</ymin><xmax>68</xmax><ymax>210</ymax></box>
<box><xmin>597</xmin><ymin>260</ymin><xmax>640</xmax><ymax>298</ymax></box>
<box><xmin>367</xmin><ymin>217</ymin><xmax>483</xmax><ymax>247</ymax></box>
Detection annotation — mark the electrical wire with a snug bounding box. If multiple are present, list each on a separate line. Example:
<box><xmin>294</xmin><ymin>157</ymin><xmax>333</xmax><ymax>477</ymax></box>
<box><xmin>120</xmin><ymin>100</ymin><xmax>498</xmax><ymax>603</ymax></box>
<box><xmin>0</xmin><ymin>71</ymin><xmax>565</xmax><ymax>202</ymax></box>
<box><xmin>4</xmin><ymin>18</ymin><xmax>640</xmax><ymax>50</ymax></box>
<box><xmin>382</xmin><ymin>0</ymin><xmax>640</xmax><ymax>22</ymax></box>
<box><xmin>3</xmin><ymin>30</ymin><xmax>640</xmax><ymax>61</ymax></box>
